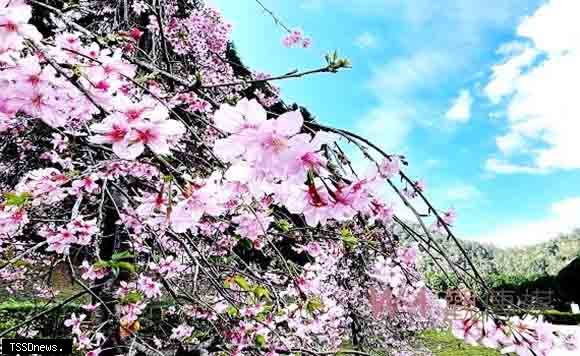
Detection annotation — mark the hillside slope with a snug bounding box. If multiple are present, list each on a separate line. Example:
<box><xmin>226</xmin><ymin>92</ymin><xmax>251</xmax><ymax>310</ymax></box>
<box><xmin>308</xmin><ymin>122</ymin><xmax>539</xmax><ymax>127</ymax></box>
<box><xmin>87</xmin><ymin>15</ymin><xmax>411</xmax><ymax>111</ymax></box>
<box><xmin>417</xmin><ymin>230</ymin><xmax>580</xmax><ymax>290</ymax></box>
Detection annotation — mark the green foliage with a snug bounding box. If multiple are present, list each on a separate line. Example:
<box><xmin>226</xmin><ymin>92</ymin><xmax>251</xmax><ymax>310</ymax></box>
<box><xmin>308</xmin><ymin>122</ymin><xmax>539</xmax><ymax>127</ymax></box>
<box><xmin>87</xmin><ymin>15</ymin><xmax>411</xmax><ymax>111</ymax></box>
<box><xmin>306</xmin><ymin>296</ymin><xmax>323</xmax><ymax>314</ymax></box>
<box><xmin>416</xmin><ymin>230</ymin><xmax>580</xmax><ymax>292</ymax></box>
<box><xmin>325</xmin><ymin>50</ymin><xmax>352</xmax><ymax>72</ymax></box>
<box><xmin>340</xmin><ymin>227</ymin><xmax>358</xmax><ymax>250</ymax></box>
<box><xmin>121</xmin><ymin>290</ymin><xmax>144</xmax><ymax>305</ymax></box>
<box><xmin>274</xmin><ymin>219</ymin><xmax>291</xmax><ymax>233</ymax></box>
<box><xmin>487</xmin><ymin>272</ymin><xmax>540</xmax><ymax>289</ymax></box>
<box><xmin>94</xmin><ymin>251</ymin><xmax>136</xmax><ymax>277</ymax></box>
<box><xmin>419</xmin><ymin>330</ymin><xmax>501</xmax><ymax>356</ymax></box>
<box><xmin>3</xmin><ymin>192</ymin><xmax>32</xmax><ymax>207</ymax></box>
<box><xmin>111</xmin><ymin>251</ymin><xmax>134</xmax><ymax>261</ymax></box>
<box><xmin>539</xmin><ymin>310</ymin><xmax>580</xmax><ymax>325</ymax></box>
<box><xmin>233</xmin><ymin>275</ymin><xmax>251</xmax><ymax>291</ymax></box>
<box><xmin>0</xmin><ymin>299</ymin><xmax>81</xmax><ymax>313</ymax></box>
<box><xmin>0</xmin><ymin>299</ymin><xmax>82</xmax><ymax>335</ymax></box>
<box><xmin>255</xmin><ymin>334</ymin><xmax>266</xmax><ymax>349</ymax></box>
<box><xmin>252</xmin><ymin>285</ymin><xmax>271</xmax><ymax>301</ymax></box>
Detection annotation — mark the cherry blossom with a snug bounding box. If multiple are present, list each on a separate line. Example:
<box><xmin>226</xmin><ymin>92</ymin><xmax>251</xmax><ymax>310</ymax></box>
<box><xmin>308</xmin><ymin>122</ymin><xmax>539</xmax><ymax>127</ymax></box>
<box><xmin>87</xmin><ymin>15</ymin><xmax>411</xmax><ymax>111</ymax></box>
<box><xmin>282</xmin><ymin>29</ymin><xmax>312</xmax><ymax>49</ymax></box>
<box><xmin>82</xmin><ymin>303</ymin><xmax>101</xmax><ymax>313</ymax></box>
<box><xmin>378</xmin><ymin>156</ymin><xmax>401</xmax><ymax>179</ymax></box>
<box><xmin>80</xmin><ymin>260</ymin><xmax>108</xmax><ymax>281</ymax></box>
<box><xmin>170</xmin><ymin>324</ymin><xmax>193</xmax><ymax>340</ymax></box>
<box><xmin>137</xmin><ymin>275</ymin><xmax>162</xmax><ymax>299</ymax></box>
<box><xmin>0</xmin><ymin>0</ymin><xmax>42</xmax><ymax>52</ymax></box>
<box><xmin>149</xmin><ymin>256</ymin><xmax>187</xmax><ymax>279</ymax></box>
<box><xmin>0</xmin><ymin>1</ymin><xmax>560</xmax><ymax>355</ymax></box>
<box><xmin>64</xmin><ymin>313</ymin><xmax>87</xmax><ymax>335</ymax></box>
<box><xmin>71</xmin><ymin>175</ymin><xmax>100</xmax><ymax>195</ymax></box>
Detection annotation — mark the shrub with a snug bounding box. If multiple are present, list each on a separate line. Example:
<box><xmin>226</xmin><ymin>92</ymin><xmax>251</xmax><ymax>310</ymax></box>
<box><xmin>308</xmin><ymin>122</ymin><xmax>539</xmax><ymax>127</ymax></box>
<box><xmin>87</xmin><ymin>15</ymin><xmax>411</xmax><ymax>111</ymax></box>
<box><xmin>539</xmin><ymin>310</ymin><xmax>580</xmax><ymax>325</ymax></box>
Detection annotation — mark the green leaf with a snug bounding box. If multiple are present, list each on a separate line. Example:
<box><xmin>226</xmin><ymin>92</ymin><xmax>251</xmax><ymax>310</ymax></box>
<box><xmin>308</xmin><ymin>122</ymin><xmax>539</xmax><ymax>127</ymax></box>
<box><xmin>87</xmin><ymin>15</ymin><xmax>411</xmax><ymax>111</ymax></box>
<box><xmin>111</xmin><ymin>251</ymin><xmax>134</xmax><ymax>262</ymax></box>
<box><xmin>306</xmin><ymin>296</ymin><xmax>324</xmax><ymax>314</ymax></box>
<box><xmin>340</xmin><ymin>227</ymin><xmax>358</xmax><ymax>250</ymax></box>
<box><xmin>71</xmin><ymin>65</ymin><xmax>83</xmax><ymax>78</ymax></box>
<box><xmin>253</xmin><ymin>286</ymin><xmax>271</xmax><ymax>301</ymax></box>
<box><xmin>233</xmin><ymin>275</ymin><xmax>251</xmax><ymax>291</ymax></box>
<box><xmin>121</xmin><ymin>290</ymin><xmax>143</xmax><ymax>305</ymax></box>
<box><xmin>93</xmin><ymin>260</ymin><xmax>110</xmax><ymax>269</ymax></box>
<box><xmin>226</xmin><ymin>306</ymin><xmax>238</xmax><ymax>317</ymax></box>
<box><xmin>191</xmin><ymin>330</ymin><xmax>210</xmax><ymax>339</ymax></box>
<box><xmin>194</xmin><ymin>71</ymin><xmax>203</xmax><ymax>84</ymax></box>
<box><xmin>223</xmin><ymin>279</ymin><xmax>231</xmax><ymax>289</ymax></box>
<box><xmin>255</xmin><ymin>334</ymin><xmax>266</xmax><ymax>348</ymax></box>
<box><xmin>65</xmin><ymin>169</ymin><xmax>81</xmax><ymax>178</ymax></box>
<box><xmin>116</xmin><ymin>261</ymin><xmax>136</xmax><ymax>274</ymax></box>
<box><xmin>255</xmin><ymin>305</ymin><xmax>273</xmax><ymax>321</ymax></box>
<box><xmin>275</xmin><ymin>219</ymin><xmax>291</xmax><ymax>233</ymax></box>
<box><xmin>239</xmin><ymin>239</ymin><xmax>252</xmax><ymax>250</ymax></box>
<box><xmin>3</xmin><ymin>192</ymin><xmax>32</xmax><ymax>208</ymax></box>
<box><xmin>12</xmin><ymin>259</ymin><xmax>30</xmax><ymax>268</ymax></box>
<box><xmin>325</xmin><ymin>50</ymin><xmax>351</xmax><ymax>72</ymax></box>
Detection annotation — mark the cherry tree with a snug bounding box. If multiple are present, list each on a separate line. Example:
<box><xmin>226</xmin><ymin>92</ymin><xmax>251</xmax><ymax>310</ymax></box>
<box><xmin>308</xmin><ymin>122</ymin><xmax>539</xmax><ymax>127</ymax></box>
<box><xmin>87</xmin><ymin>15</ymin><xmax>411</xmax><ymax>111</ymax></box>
<box><xmin>0</xmin><ymin>1</ymin><xmax>572</xmax><ymax>355</ymax></box>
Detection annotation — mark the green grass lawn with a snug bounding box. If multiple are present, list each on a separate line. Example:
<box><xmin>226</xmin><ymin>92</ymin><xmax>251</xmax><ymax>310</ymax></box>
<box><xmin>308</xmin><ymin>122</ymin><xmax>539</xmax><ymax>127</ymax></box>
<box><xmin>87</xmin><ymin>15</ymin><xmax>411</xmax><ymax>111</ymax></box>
<box><xmin>419</xmin><ymin>330</ymin><xmax>501</xmax><ymax>356</ymax></box>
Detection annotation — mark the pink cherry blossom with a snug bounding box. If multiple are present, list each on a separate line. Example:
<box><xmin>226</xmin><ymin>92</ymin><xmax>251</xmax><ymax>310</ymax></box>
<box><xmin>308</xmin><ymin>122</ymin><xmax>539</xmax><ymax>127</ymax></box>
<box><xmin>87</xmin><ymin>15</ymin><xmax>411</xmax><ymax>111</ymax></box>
<box><xmin>89</xmin><ymin>115</ymin><xmax>133</xmax><ymax>158</ymax></box>
<box><xmin>0</xmin><ymin>2</ymin><xmax>42</xmax><ymax>52</ymax></box>
<box><xmin>294</xmin><ymin>242</ymin><xmax>323</xmax><ymax>257</ymax></box>
<box><xmin>283</xmin><ymin>131</ymin><xmax>336</xmax><ymax>182</ymax></box>
<box><xmin>128</xmin><ymin>118</ymin><xmax>186</xmax><ymax>156</ymax></box>
<box><xmin>64</xmin><ymin>313</ymin><xmax>86</xmax><ymax>335</ymax></box>
<box><xmin>378</xmin><ymin>156</ymin><xmax>400</xmax><ymax>179</ymax></box>
<box><xmin>282</xmin><ymin>29</ymin><xmax>311</xmax><ymax>49</ymax></box>
<box><xmin>10</xmin><ymin>84</ymin><xmax>67</xmax><ymax>128</ymax></box>
<box><xmin>71</xmin><ymin>174</ymin><xmax>100</xmax><ymax>195</ymax></box>
<box><xmin>562</xmin><ymin>331</ymin><xmax>579</xmax><ymax>351</ymax></box>
<box><xmin>232</xmin><ymin>211</ymin><xmax>273</xmax><ymax>249</ymax></box>
<box><xmin>80</xmin><ymin>260</ymin><xmax>108</xmax><ymax>281</ymax></box>
<box><xmin>0</xmin><ymin>3</ymin><xmax>559</xmax><ymax>356</ymax></box>
<box><xmin>170</xmin><ymin>323</ymin><xmax>193</xmax><ymax>340</ymax></box>
<box><xmin>85</xmin><ymin>349</ymin><xmax>101</xmax><ymax>356</ymax></box>
<box><xmin>368</xmin><ymin>256</ymin><xmax>405</xmax><ymax>288</ymax></box>
<box><xmin>51</xmin><ymin>133</ymin><xmax>69</xmax><ymax>152</ymax></box>
<box><xmin>149</xmin><ymin>256</ymin><xmax>186</xmax><ymax>279</ymax></box>
<box><xmin>137</xmin><ymin>274</ymin><xmax>162</xmax><ymax>299</ymax></box>
<box><xmin>451</xmin><ymin>316</ymin><xmax>484</xmax><ymax>345</ymax></box>
<box><xmin>82</xmin><ymin>303</ymin><xmax>101</xmax><ymax>313</ymax></box>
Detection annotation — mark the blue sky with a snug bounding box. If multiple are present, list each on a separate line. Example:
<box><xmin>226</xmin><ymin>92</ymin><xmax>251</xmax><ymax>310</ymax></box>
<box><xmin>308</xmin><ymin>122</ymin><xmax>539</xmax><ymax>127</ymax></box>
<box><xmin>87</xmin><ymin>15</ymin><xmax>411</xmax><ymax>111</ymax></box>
<box><xmin>211</xmin><ymin>0</ymin><xmax>580</xmax><ymax>247</ymax></box>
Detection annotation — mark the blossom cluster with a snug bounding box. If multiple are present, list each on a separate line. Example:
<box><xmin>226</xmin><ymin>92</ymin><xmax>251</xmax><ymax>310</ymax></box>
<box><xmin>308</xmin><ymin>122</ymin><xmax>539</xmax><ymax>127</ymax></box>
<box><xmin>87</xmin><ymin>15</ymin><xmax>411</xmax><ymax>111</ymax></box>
<box><xmin>282</xmin><ymin>29</ymin><xmax>312</xmax><ymax>49</ymax></box>
<box><xmin>452</xmin><ymin>313</ymin><xmax>579</xmax><ymax>356</ymax></box>
<box><xmin>0</xmin><ymin>1</ymin><xmax>565</xmax><ymax>356</ymax></box>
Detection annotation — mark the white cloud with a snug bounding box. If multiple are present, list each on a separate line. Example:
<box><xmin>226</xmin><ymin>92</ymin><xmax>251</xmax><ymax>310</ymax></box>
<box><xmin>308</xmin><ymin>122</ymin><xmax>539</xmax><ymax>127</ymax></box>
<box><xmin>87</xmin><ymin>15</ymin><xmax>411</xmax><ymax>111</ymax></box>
<box><xmin>357</xmin><ymin>51</ymin><xmax>455</xmax><ymax>153</ymax></box>
<box><xmin>484</xmin><ymin>158</ymin><xmax>547</xmax><ymax>175</ymax></box>
<box><xmin>355</xmin><ymin>105</ymin><xmax>413</xmax><ymax>154</ymax></box>
<box><xmin>485</xmin><ymin>45</ymin><xmax>538</xmax><ymax>104</ymax></box>
<box><xmin>350</xmin><ymin>0</ymin><xmax>535</xmax><ymax>156</ymax></box>
<box><xmin>369</xmin><ymin>51</ymin><xmax>453</xmax><ymax>96</ymax></box>
<box><xmin>445</xmin><ymin>90</ymin><xmax>472</xmax><ymax>123</ymax></box>
<box><xmin>472</xmin><ymin>197</ymin><xmax>580</xmax><ymax>247</ymax></box>
<box><xmin>484</xmin><ymin>0</ymin><xmax>580</xmax><ymax>173</ymax></box>
<box><xmin>495</xmin><ymin>132</ymin><xmax>525</xmax><ymax>155</ymax></box>
<box><xmin>355</xmin><ymin>32</ymin><xmax>378</xmax><ymax>49</ymax></box>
